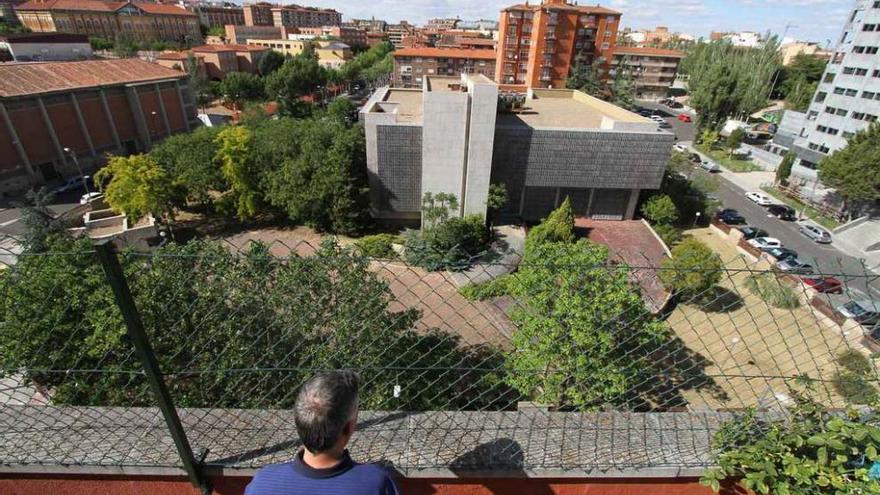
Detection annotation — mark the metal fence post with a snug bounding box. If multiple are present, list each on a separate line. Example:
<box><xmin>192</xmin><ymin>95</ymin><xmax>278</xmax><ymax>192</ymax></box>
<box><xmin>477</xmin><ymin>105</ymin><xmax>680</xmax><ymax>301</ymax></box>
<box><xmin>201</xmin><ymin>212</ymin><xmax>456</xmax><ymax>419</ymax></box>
<box><xmin>95</xmin><ymin>240</ymin><xmax>211</xmax><ymax>495</ymax></box>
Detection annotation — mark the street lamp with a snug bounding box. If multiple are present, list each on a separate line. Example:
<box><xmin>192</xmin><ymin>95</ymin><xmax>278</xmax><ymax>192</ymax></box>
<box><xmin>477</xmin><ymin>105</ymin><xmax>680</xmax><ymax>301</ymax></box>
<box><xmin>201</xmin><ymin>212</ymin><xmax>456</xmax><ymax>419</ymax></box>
<box><xmin>150</xmin><ymin>111</ymin><xmax>159</xmax><ymax>138</ymax></box>
<box><xmin>62</xmin><ymin>147</ymin><xmax>90</xmax><ymax>197</ymax></box>
<box><xmin>693</xmin><ymin>211</ymin><xmax>701</xmax><ymax>227</ymax></box>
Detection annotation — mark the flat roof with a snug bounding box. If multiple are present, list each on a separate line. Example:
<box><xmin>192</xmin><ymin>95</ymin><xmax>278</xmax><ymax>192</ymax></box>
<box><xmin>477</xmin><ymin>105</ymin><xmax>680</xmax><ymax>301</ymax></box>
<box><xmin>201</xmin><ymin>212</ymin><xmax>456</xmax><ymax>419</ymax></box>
<box><xmin>382</xmin><ymin>89</ymin><xmax>423</xmax><ymax>123</ymax></box>
<box><xmin>425</xmin><ymin>76</ymin><xmax>465</xmax><ymax>92</ymax></box>
<box><xmin>496</xmin><ymin>89</ymin><xmax>652</xmax><ymax>129</ymax></box>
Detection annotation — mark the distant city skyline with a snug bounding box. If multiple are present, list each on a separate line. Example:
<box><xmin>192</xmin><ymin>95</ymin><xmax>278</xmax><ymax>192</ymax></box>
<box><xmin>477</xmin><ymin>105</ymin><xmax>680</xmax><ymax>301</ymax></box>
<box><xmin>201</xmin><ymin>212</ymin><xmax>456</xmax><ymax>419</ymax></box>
<box><xmin>247</xmin><ymin>0</ymin><xmax>848</xmax><ymax>46</ymax></box>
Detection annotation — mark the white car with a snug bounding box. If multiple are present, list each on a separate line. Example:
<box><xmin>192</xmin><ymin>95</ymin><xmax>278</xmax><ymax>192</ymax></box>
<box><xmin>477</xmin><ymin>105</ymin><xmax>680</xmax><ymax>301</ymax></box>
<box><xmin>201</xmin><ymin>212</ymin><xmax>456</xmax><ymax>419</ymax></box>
<box><xmin>80</xmin><ymin>192</ymin><xmax>103</xmax><ymax>204</ymax></box>
<box><xmin>673</xmin><ymin>144</ymin><xmax>687</xmax><ymax>153</ymax></box>
<box><xmin>745</xmin><ymin>191</ymin><xmax>774</xmax><ymax>206</ymax></box>
<box><xmin>700</xmin><ymin>160</ymin><xmax>721</xmax><ymax>172</ymax></box>
<box><xmin>650</xmin><ymin>115</ymin><xmax>665</xmax><ymax>123</ymax></box>
<box><xmin>747</xmin><ymin>237</ymin><xmax>783</xmax><ymax>249</ymax></box>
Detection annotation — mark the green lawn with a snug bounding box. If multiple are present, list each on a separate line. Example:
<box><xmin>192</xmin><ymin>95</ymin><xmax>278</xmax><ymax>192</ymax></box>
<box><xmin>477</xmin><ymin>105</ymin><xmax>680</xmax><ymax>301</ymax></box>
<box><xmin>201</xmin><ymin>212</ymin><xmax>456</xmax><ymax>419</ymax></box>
<box><xmin>760</xmin><ymin>186</ymin><xmax>841</xmax><ymax>230</ymax></box>
<box><xmin>695</xmin><ymin>144</ymin><xmax>762</xmax><ymax>173</ymax></box>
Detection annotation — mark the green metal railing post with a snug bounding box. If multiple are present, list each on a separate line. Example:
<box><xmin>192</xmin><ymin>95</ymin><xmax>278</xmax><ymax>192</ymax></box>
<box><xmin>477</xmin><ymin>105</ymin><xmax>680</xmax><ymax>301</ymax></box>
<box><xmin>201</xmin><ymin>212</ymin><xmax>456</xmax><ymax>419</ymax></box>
<box><xmin>95</xmin><ymin>240</ymin><xmax>211</xmax><ymax>495</ymax></box>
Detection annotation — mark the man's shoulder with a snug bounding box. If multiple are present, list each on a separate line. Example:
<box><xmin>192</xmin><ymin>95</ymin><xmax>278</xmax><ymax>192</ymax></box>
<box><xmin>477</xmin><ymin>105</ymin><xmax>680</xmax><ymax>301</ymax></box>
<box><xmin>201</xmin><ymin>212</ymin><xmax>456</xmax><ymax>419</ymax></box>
<box><xmin>348</xmin><ymin>462</ymin><xmax>399</xmax><ymax>494</ymax></box>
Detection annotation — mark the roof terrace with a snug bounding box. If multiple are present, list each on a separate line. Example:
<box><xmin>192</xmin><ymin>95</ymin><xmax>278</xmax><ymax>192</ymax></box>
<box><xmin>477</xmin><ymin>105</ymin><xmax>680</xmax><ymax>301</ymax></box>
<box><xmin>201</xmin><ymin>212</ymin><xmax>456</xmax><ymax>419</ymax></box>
<box><xmin>496</xmin><ymin>89</ymin><xmax>656</xmax><ymax>130</ymax></box>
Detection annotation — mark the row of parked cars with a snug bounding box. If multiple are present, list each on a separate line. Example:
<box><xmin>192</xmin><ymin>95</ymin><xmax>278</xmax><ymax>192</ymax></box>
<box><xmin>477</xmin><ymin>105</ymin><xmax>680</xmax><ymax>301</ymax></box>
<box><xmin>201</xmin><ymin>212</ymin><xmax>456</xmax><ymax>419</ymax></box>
<box><xmin>714</xmin><ymin>199</ymin><xmax>880</xmax><ymax>330</ymax></box>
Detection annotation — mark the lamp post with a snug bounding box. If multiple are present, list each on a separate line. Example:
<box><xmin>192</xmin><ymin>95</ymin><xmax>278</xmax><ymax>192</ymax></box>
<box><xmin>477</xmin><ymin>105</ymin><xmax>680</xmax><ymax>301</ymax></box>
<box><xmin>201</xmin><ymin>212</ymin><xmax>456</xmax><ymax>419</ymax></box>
<box><xmin>150</xmin><ymin>111</ymin><xmax>159</xmax><ymax>138</ymax></box>
<box><xmin>62</xmin><ymin>147</ymin><xmax>90</xmax><ymax>197</ymax></box>
<box><xmin>694</xmin><ymin>211</ymin><xmax>701</xmax><ymax>227</ymax></box>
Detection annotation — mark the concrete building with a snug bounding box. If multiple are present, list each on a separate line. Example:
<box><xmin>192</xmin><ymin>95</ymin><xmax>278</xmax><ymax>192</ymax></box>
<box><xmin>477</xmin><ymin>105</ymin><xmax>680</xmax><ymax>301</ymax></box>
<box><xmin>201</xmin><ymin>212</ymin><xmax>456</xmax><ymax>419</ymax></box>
<box><xmin>780</xmin><ymin>41</ymin><xmax>832</xmax><ymax>65</ymax></box>
<box><xmin>0</xmin><ymin>59</ymin><xmax>198</xmax><ymax>195</ymax></box>
<box><xmin>495</xmin><ymin>0</ymin><xmax>621</xmax><ymax>89</ymax></box>
<box><xmin>0</xmin><ymin>32</ymin><xmax>92</xmax><ymax>61</ymax></box>
<box><xmin>787</xmin><ymin>0</ymin><xmax>880</xmax><ymax>190</ymax></box>
<box><xmin>393</xmin><ymin>47</ymin><xmax>497</xmax><ymax>88</ymax></box>
<box><xmin>296</xmin><ymin>25</ymin><xmax>367</xmax><ymax>48</ymax></box>
<box><xmin>187</xmin><ymin>2</ymin><xmax>244</xmax><ymax>28</ymax></box>
<box><xmin>386</xmin><ymin>21</ymin><xmax>414</xmax><ymax>48</ymax></box>
<box><xmin>611</xmin><ymin>46</ymin><xmax>684</xmax><ymax>100</ymax></box>
<box><xmin>242</xmin><ymin>1</ymin><xmax>272</xmax><ymax>26</ymax></box>
<box><xmin>710</xmin><ymin>31</ymin><xmax>762</xmax><ymax>48</ymax></box>
<box><xmin>345</xmin><ymin>17</ymin><xmax>386</xmax><ymax>33</ymax></box>
<box><xmin>15</xmin><ymin>0</ymin><xmax>201</xmax><ymax>44</ymax></box>
<box><xmin>224</xmin><ymin>24</ymin><xmax>281</xmax><ymax>44</ymax></box>
<box><xmin>270</xmin><ymin>4</ymin><xmax>340</xmax><ymax>29</ymax></box>
<box><xmin>361</xmin><ymin>73</ymin><xmax>672</xmax><ymax>223</ymax></box>
<box><xmin>155</xmin><ymin>43</ymin><xmax>267</xmax><ymax>80</ymax></box>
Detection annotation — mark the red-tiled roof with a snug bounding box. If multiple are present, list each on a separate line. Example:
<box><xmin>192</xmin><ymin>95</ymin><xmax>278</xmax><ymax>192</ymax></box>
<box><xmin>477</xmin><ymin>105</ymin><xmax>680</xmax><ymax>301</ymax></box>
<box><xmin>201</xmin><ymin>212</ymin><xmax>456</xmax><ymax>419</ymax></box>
<box><xmin>613</xmin><ymin>46</ymin><xmax>685</xmax><ymax>58</ymax></box>
<box><xmin>457</xmin><ymin>37</ymin><xmax>496</xmax><ymax>46</ymax></box>
<box><xmin>393</xmin><ymin>47</ymin><xmax>496</xmax><ymax>60</ymax></box>
<box><xmin>16</xmin><ymin>0</ymin><xmax>195</xmax><ymax>15</ymax></box>
<box><xmin>0</xmin><ymin>59</ymin><xmax>187</xmax><ymax>97</ymax></box>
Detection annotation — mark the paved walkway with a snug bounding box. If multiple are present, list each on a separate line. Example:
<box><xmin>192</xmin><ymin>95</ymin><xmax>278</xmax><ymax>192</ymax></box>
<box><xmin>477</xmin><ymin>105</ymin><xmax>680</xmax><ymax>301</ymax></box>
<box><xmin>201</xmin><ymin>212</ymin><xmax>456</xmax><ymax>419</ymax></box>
<box><xmin>449</xmin><ymin>224</ymin><xmax>525</xmax><ymax>288</ymax></box>
<box><xmin>683</xmin><ymin>141</ymin><xmax>775</xmax><ymax>193</ymax></box>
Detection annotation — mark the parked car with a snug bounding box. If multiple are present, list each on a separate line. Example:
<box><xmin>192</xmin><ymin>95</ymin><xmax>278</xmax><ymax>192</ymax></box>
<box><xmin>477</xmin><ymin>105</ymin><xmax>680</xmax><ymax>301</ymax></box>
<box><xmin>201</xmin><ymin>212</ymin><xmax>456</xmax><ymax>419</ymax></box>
<box><xmin>837</xmin><ymin>300</ymin><xmax>880</xmax><ymax>329</ymax></box>
<box><xmin>689</xmin><ymin>153</ymin><xmax>702</xmax><ymax>164</ymax></box>
<box><xmin>737</xmin><ymin>226</ymin><xmax>769</xmax><ymax>240</ymax></box>
<box><xmin>79</xmin><ymin>192</ymin><xmax>102</xmax><ymax>204</ymax></box>
<box><xmin>639</xmin><ymin>109</ymin><xmax>652</xmax><ymax>117</ymax></box>
<box><xmin>767</xmin><ymin>204</ymin><xmax>796</xmax><ymax>221</ymax></box>
<box><xmin>55</xmin><ymin>175</ymin><xmax>92</xmax><ymax>194</ymax></box>
<box><xmin>700</xmin><ymin>160</ymin><xmax>721</xmax><ymax>172</ymax></box>
<box><xmin>799</xmin><ymin>223</ymin><xmax>832</xmax><ymax>243</ymax></box>
<box><xmin>802</xmin><ymin>276</ymin><xmax>843</xmax><ymax>294</ymax></box>
<box><xmin>716</xmin><ymin>208</ymin><xmax>746</xmax><ymax>224</ymax></box>
<box><xmin>745</xmin><ymin>191</ymin><xmax>774</xmax><ymax>206</ymax></box>
<box><xmin>673</xmin><ymin>144</ymin><xmax>687</xmax><ymax>153</ymax></box>
<box><xmin>763</xmin><ymin>246</ymin><xmax>798</xmax><ymax>262</ymax></box>
<box><xmin>677</xmin><ymin>113</ymin><xmax>692</xmax><ymax>122</ymax></box>
<box><xmin>776</xmin><ymin>257</ymin><xmax>814</xmax><ymax>275</ymax></box>
<box><xmin>748</xmin><ymin>237</ymin><xmax>783</xmax><ymax>249</ymax></box>
<box><xmin>666</xmin><ymin>100</ymin><xmax>684</xmax><ymax>109</ymax></box>
<box><xmin>650</xmin><ymin>115</ymin><xmax>665</xmax><ymax>122</ymax></box>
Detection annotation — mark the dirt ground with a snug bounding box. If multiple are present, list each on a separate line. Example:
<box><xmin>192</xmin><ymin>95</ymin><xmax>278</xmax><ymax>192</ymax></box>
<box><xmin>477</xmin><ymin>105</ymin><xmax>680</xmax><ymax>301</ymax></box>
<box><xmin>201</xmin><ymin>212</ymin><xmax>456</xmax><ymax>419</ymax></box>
<box><xmin>670</xmin><ymin>228</ymin><xmax>850</xmax><ymax>409</ymax></box>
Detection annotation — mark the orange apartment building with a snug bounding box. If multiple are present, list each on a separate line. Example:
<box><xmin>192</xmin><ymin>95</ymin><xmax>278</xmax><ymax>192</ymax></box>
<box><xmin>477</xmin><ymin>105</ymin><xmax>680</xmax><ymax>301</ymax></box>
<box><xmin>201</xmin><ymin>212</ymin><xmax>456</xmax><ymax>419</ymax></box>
<box><xmin>155</xmin><ymin>43</ymin><xmax>268</xmax><ymax>80</ymax></box>
<box><xmin>495</xmin><ymin>0</ymin><xmax>621</xmax><ymax>89</ymax></box>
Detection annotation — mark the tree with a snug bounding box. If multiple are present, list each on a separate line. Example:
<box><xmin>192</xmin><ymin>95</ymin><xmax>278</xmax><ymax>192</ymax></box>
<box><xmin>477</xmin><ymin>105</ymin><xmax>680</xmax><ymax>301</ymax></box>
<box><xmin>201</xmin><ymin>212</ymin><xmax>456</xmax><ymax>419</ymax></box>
<box><xmin>421</xmin><ymin>192</ymin><xmax>459</xmax><ymax>226</ymax></box>
<box><xmin>566</xmin><ymin>61</ymin><xmax>604</xmax><ymax>97</ymax></box>
<box><xmin>726</xmin><ymin>128</ymin><xmax>745</xmax><ymax>157</ymax></box>
<box><xmin>184</xmin><ymin>53</ymin><xmax>212</xmax><ymax>109</ymax></box>
<box><xmin>258</xmin><ymin>50</ymin><xmax>285</xmax><ymax>76</ymax></box>
<box><xmin>149</xmin><ymin>126</ymin><xmax>223</xmax><ymax>209</ymax></box>
<box><xmin>262</xmin><ymin>117</ymin><xmax>370</xmax><ymax>233</ymax></box>
<box><xmin>94</xmin><ymin>154</ymin><xmax>175</xmax><ymax>222</ymax></box>
<box><xmin>659</xmin><ymin>237</ymin><xmax>723</xmax><ymax>303</ymax></box>
<box><xmin>325</xmin><ymin>97</ymin><xmax>357</xmax><ymax>124</ymax></box>
<box><xmin>12</xmin><ymin>188</ymin><xmax>69</xmax><ymax>253</ymax></box>
<box><xmin>776</xmin><ymin>150</ymin><xmax>795</xmax><ymax>184</ymax></box>
<box><xmin>265</xmin><ymin>53</ymin><xmax>327</xmax><ymax>115</ymax></box>
<box><xmin>503</xmin><ymin>240</ymin><xmax>671</xmax><ymax>409</ymax></box>
<box><xmin>609</xmin><ymin>59</ymin><xmax>636</xmax><ymax>110</ymax></box>
<box><xmin>526</xmin><ymin>198</ymin><xmax>575</xmax><ymax>249</ymax></box>
<box><xmin>486</xmin><ymin>183</ymin><xmax>509</xmax><ymax>221</ymax></box>
<box><xmin>818</xmin><ymin>122</ymin><xmax>880</xmax><ymax>212</ymax></box>
<box><xmin>214</xmin><ymin>126</ymin><xmax>261</xmax><ymax>220</ymax></box>
<box><xmin>218</xmin><ymin>71</ymin><xmax>265</xmax><ymax>110</ymax></box>
<box><xmin>700</xmin><ymin>392</ymin><xmax>880</xmax><ymax>495</ymax></box>
<box><xmin>404</xmin><ymin>215</ymin><xmax>490</xmax><ymax>271</ymax></box>
<box><xmin>0</xmin><ymin>236</ymin><xmax>508</xmax><ymax>410</ymax></box>
<box><xmin>778</xmin><ymin>53</ymin><xmax>826</xmax><ymax>110</ymax></box>
<box><xmin>641</xmin><ymin>194</ymin><xmax>679</xmax><ymax>225</ymax></box>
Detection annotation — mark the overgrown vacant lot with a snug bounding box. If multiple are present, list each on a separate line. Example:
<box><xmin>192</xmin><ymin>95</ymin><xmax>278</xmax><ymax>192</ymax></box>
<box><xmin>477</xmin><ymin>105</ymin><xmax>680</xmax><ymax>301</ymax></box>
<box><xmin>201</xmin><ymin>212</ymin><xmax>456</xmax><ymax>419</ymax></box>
<box><xmin>668</xmin><ymin>228</ymin><xmax>849</xmax><ymax>409</ymax></box>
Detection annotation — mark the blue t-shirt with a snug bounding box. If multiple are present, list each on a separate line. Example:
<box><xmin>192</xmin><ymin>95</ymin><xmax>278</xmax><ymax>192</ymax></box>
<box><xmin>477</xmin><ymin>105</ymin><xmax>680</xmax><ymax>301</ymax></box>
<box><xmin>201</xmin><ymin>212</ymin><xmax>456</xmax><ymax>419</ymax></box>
<box><xmin>244</xmin><ymin>450</ymin><xmax>400</xmax><ymax>495</ymax></box>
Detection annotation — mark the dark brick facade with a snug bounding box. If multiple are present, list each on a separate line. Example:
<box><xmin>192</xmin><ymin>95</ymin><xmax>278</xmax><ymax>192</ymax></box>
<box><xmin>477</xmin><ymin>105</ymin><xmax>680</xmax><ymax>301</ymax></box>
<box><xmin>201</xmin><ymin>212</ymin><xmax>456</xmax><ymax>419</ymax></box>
<box><xmin>376</xmin><ymin>124</ymin><xmax>422</xmax><ymax>212</ymax></box>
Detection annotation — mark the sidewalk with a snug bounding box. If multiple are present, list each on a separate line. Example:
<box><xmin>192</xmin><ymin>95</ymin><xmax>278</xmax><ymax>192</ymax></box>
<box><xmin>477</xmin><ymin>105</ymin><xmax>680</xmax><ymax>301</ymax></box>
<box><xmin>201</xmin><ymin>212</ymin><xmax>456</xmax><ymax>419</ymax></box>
<box><xmin>685</xmin><ymin>142</ymin><xmax>774</xmax><ymax>192</ymax></box>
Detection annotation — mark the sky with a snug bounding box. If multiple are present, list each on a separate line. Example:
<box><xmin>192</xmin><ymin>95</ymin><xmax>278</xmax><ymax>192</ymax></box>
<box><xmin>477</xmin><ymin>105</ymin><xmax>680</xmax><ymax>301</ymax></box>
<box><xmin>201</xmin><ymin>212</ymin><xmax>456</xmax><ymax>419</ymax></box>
<box><xmin>272</xmin><ymin>0</ymin><xmax>853</xmax><ymax>46</ymax></box>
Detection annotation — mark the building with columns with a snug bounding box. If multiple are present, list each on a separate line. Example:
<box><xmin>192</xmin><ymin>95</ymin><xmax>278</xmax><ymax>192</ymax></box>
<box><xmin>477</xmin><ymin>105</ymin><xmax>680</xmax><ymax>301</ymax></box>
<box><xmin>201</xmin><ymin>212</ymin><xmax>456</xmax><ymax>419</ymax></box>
<box><xmin>14</xmin><ymin>0</ymin><xmax>201</xmax><ymax>44</ymax></box>
<box><xmin>0</xmin><ymin>59</ymin><xmax>198</xmax><ymax>194</ymax></box>
<box><xmin>361</xmin><ymin>74</ymin><xmax>672</xmax><ymax>223</ymax></box>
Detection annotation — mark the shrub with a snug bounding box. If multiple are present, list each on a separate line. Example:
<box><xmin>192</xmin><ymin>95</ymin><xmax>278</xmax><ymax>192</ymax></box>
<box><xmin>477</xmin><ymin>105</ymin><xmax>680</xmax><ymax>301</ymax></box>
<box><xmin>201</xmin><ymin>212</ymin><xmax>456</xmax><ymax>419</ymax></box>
<box><xmin>744</xmin><ymin>273</ymin><xmax>800</xmax><ymax>309</ymax></box>
<box><xmin>653</xmin><ymin>223</ymin><xmax>682</xmax><ymax>247</ymax></box>
<box><xmin>459</xmin><ymin>276</ymin><xmax>511</xmax><ymax>301</ymax></box>
<box><xmin>405</xmin><ymin>215</ymin><xmax>490</xmax><ymax>271</ymax></box>
<box><xmin>641</xmin><ymin>194</ymin><xmax>679</xmax><ymax>225</ymax></box>
<box><xmin>354</xmin><ymin>234</ymin><xmax>398</xmax><ymax>258</ymax></box>
<box><xmin>659</xmin><ymin>237</ymin><xmax>722</xmax><ymax>303</ymax></box>
<box><xmin>832</xmin><ymin>372</ymin><xmax>880</xmax><ymax>404</ymax></box>
<box><xmin>526</xmin><ymin>197</ymin><xmax>575</xmax><ymax>249</ymax></box>
<box><xmin>836</xmin><ymin>349</ymin><xmax>874</xmax><ymax>376</ymax></box>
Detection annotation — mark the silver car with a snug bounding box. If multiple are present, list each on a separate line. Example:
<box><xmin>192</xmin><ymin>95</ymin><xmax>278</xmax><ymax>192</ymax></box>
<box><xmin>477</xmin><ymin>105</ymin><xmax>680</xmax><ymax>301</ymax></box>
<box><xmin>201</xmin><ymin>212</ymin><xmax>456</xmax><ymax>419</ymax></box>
<box><xmin>798</xmin><ymin>223</ymin><xmax>832</xmax><ymax>244</ymax></box>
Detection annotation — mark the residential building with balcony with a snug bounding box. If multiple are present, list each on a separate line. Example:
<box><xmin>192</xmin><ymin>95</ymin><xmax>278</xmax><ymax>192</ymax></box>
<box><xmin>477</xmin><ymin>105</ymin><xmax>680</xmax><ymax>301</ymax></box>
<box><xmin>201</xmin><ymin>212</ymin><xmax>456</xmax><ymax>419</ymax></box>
<box><xmin>788</xmin><ymin>0</ymin><xmax>880</xmax><ymax>191</ymax></box>
<box><xmin>495</xmin><ymin>0</ymin><xmax>621</xmax><ymax>89</ymax></box>
<box><xmin>296</xmin><ymin>25</ymin><xmax>368</xmax><ymax>49</ymax></box>
<box><xmin>242</xmin><ymin>1</ymin><xmax>271</xmax><ymax>26</ymax></box>
<box><xmin>155</xmin><ymin>43</ymin><xmax>267</xmax><ymax>80</ymax></box>
<box><xmin>386</xmin><ymin>21</ymin><xmax>414</xmax><ymax>48</ymax></box>
<box><xmin>224</xmin><ymin>23</ymin><xmax>281</xmax><ymax>44</ymax></box>
<box><xmin>187</xmin><ymin>2</ymin><xmax>244</xmax><ymax>28</ymax></box>
<box><xmin>611</xmin><ymin>46</ymin><xmax>683</xmax><ymax>100</ymax></box>
<box><xmin>345</xmin><ymin>17</ymin><xmax>386</xmax><ymax>33</ymax></box>
<box><xmin>392</xmin><ymin>47</ymin><xmax>497</xmax><ymax>88</ymax></box>
<box><xmin>14</xmin><ymin>0</ymin><xmax>201</xmax><ymax>44</ymax></box>
<box><xmin>270</xmin><ymin>3</ymin><xmax>340</xmax><ymax>29</ymax></box>
<box><xmin>361</xmin><ymin>73</ymin><xmax>672</xmax><ymax>223</ymax></box>
<box><xmin>0</xmin><ymin>59</ymin><xmax>198</xmax><ymax>195</ymax></box>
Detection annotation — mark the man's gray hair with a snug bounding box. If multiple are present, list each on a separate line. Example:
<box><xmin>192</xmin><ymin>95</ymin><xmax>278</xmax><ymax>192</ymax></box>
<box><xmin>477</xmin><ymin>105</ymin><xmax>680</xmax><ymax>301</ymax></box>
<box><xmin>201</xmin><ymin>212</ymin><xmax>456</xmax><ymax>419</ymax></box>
<box><xmin>294</xmin><ymin>370</ymin><xmax>360</xmax><ymax>453</ymax></box>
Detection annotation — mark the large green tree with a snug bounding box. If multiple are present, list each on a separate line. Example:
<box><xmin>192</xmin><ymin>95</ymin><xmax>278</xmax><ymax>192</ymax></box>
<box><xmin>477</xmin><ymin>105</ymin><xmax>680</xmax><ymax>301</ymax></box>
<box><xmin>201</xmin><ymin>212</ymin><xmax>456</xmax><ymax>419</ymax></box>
<box><xmin>0</xmin><ymin>235</ymin><xmax>507</xmax><ymax>410</ymax></box>
<box><xmin>215</xmin><ymin>126</ymin><xmax>261</xmax><ymax>219</ymax></box>
<box><xmin>566</xmin><ymin>61</ymin><xmax>605</xmax><ymax>98</ymax></box>
<box><xmin>778</xmin><ymin>53</ymin><xmax>826</xmax><ymax>111</ymax></box>
<box><xmin>149</xmin><ymin>126</ymin><xmax>223</xmax><ymax>209</ymax></box>
<box><xmin>261</xmin><ymin>117</ymin><xmax>370</xmax><ymax>233</ymax></box>
<box><xmin>265</xmin><ymin>54</ymin><xmax>327</xmax><ymax>115</ymax></box>
<box><xmin>818</xmin><ymin>122</ymin><xmax>880</xmax><ymax>212</ymax></box>
<box><xmin>660</xmin><ymin>237</ymin><xmax>723</xmax><ymax>303</ymax></box>
<box><xmin>218</xmin><ymin>71</ymin><xmax>265</xmax><ymax>110</ymax></box>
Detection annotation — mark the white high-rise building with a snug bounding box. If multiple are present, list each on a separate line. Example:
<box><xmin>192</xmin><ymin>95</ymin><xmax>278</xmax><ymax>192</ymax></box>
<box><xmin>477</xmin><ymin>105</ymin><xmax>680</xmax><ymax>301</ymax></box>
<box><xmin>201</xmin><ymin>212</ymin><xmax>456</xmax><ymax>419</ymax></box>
<box><xmin>790</xmin><ymin>0</ymin><xmax>880</xmax><ymax>187</ymax></box>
